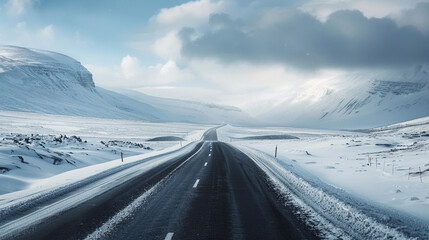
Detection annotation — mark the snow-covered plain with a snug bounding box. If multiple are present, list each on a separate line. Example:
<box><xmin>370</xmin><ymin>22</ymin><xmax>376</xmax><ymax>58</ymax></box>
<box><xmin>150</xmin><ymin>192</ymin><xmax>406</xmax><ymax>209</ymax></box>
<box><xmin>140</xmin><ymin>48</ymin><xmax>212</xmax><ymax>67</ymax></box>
<box><xmin>218</xmin><ymin>122</ymin><xmax>429</xmax><ymax>223</ymax></box>
<box><xmin>0</xmin><ymin>110</ymin><xmax>211</xmax><ymax>194</ymax></box>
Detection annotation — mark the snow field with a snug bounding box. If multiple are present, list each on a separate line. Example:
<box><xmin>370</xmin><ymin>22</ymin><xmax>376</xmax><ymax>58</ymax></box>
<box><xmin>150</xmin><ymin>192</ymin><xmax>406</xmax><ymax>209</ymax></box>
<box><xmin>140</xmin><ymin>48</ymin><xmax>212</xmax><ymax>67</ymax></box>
<box><xmin>218</xmin><ymin>124</ymin><xmax>429</xmax><ymax>223</ymax></box>
<box><xmin>239</xmin><ymin>146</ymin><xmax>412</xmax><ymax>239</ymax></box>
<box><xmin>0</xmin><ymin>110</ymin><xmax>211</xmax><ymax>194</ymax></box>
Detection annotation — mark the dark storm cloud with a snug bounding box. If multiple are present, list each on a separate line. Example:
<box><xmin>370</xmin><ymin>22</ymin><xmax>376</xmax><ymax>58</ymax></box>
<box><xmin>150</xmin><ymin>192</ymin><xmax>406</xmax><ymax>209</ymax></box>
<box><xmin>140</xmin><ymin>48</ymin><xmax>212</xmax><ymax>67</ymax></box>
<box><xmin>179</xmin><ymin>8</ymin><xmax>429</xmax><ymax>69</ymax></box>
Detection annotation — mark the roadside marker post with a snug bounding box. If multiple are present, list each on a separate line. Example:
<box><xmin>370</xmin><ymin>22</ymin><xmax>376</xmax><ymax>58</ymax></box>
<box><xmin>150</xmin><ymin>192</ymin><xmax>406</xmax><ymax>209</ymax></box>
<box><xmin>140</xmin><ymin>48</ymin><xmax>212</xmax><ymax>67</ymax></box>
<box><xmin>408</xmin><ymin>167</ymin><xmax>411</xmax><ymax>180</ymax></box>
<box><xmin>121</xmin><ymin>152</ymin><xmax>123</xmax><ymax>162</ymax></box>
<box><xmin>419</xmin><ymin>167</ymin><xmax>423</xmax><ymax>183</ymax></box>
<box><xmin>275</xmin><ymin>145</ymin><xmax>278</xmax><ymax>158</ymax></box>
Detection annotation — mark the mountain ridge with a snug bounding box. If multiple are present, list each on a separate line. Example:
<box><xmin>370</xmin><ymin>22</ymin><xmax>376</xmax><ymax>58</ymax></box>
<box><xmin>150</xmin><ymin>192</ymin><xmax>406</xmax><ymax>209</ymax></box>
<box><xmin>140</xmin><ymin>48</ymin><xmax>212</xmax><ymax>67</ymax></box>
<box><xmin>0</xmin><ymin>45</ymin><xmax>253</xmax><ymax>125</ymax></box>
<box><xmin>256</xmin><ymin>65</ymin><xmax>429</xmax><ymax>129</ymax></box>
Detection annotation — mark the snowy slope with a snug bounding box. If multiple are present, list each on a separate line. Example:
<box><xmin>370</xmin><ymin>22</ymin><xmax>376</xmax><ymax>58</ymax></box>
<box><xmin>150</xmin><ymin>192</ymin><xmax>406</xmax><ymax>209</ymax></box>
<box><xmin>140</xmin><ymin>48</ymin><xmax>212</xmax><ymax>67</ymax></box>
<box><xmin>257</xmin><ymin>65</ymin><xmax>429</xmax><ymax>129</ymax></box>
<box><xmin>372</xmin><ymin>115</ymin><xmax>429</xmax><ymax>134</ymax></box>
<box><xmin>0</xmin><ymin>45</ymin><xmax>252</xmax><ymax>125</ymax></box>
<box><xmin>109</xmin><ymin>88</ymin><xmax>256</xmax><ymax>125</ymax></box>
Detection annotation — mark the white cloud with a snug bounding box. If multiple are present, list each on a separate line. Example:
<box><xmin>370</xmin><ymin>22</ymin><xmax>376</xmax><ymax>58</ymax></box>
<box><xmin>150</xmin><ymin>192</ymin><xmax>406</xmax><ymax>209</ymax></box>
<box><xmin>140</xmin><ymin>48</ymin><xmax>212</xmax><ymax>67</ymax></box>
<box><xmin>16</xmin><ymin>21</ymin><xmax>26</xmax><ymax>28</ymax></box>
<box><xmin>11</xmin><ymin>22</ymin><xmax>56</xmax><ymax>47</ymax></box>
<box><xmin>6</xmin><ymin>0</ymin><xmax>33</xmax><ymax>16</ymax></box>
<box><xmin>149</xmin><ymin>59</ymin><xmax>194</xmax><ymax>84</ymax></box>
<box><xmin>37</xmin><ymin>24</ymin><xmax>55</xmax><ymax>42</ymax></box>
<box><xmin>171</xmin><ymin>59</ymin><xmax>325</xmax><ymax>110</ymax></box>
<box><xmin>300</xmin><ymin>0</ymin><xmax>429</xmax><ymax>20</ymax></box>
<box><xmin>158</xmin><ymin>60</ymin><xmax>181</xmax><ymax>79</ymax></box>
<box><xmin>152</xmin><ymin>31</ymin><xmax>182</xmax><ymax>61</ymax></box>
<box><xmin>154</xmin><ymin>0</ymin><xmax>226</xmax><ymax>29</ymax></box>
<box><xmin>74</xmin><ymin>31</ymin><xmax>93</xmax><ymax>47</ymax></box>
<box><xmin>87</xmin><ymin>56</ymin><xmax>194</xmax><ymax>88</ymax></box>
<box><xmin>85</xmin><ymin>64</ymin><xmax>121</xmax><ymax>87</ymax></box>
<box><xmin>90</xmin><ymin>57</ymin><xmax>315</xmax><ymax>110</ymax></box>
<box><xmin>121</xmin><ymin>55</ymin><xmax>142</xmax><ymax>80</ymax></box>
<box><xmin>131</xmin><ymin>0</ymin><xmax>234</xmax><ymax>61</ymax></box>
<box><xmin>115</xmin><ymin>0</ymin><xmax>429</xmax><ymax>115</ymax></box>
<box><xmin>188</xmin><ymin>59</ymin><xmax>309</xmax><ymax>92</ymax></box>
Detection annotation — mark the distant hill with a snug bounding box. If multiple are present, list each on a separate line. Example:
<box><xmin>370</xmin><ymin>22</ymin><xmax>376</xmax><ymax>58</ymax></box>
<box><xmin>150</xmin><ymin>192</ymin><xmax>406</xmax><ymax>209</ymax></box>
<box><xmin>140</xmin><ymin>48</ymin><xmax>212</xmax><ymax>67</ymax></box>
<box><xmin>0</xmin><ymin>45</ymin><xmax>253</xmax><ymax>125</ymax></box>
<box><xmin>256</xmin><ymin>66</ymin><xmax>429</xmax><ymax>129</ymax></box>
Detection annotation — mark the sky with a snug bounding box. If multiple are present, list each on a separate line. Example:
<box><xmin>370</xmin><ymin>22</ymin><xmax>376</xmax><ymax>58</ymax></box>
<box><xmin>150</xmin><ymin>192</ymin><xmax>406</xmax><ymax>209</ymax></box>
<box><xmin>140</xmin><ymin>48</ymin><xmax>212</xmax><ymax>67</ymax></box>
<box><xmin>1</xmin><ymin>0</ymin><xmax>429</xmax><ymax>115</ymax></box>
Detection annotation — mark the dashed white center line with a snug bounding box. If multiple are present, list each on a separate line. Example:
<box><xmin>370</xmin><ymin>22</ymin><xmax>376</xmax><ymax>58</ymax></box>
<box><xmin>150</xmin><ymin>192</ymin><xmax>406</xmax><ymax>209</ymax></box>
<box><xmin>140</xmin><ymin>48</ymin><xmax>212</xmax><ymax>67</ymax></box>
<box><xmin>209</xmin><ymin>153</ymin><xmax>211</xmax><ymax>157</ymax></box>
<box><xmin>204</xmin><ymin>162</ymin><xmax>208</xmax><ymax>167</ymax></box>
<box><xmin>193</xmin><ymin>179</ymin><xmax>200</xmax><ymax>188</ymax></box>
<box><xmin>164</xmin><ymin>232</ymin><xmax>174</xmax><ymax>240</ymax></box>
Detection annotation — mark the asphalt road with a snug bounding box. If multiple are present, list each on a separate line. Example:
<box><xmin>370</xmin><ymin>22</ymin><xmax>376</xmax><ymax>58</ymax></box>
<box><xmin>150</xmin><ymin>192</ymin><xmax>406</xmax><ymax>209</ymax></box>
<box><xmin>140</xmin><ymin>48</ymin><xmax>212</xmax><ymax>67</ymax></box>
<box><xmin>4</xmin><ymin>128</ymin><xmax>319</xmax><ymax>240</ymax></box>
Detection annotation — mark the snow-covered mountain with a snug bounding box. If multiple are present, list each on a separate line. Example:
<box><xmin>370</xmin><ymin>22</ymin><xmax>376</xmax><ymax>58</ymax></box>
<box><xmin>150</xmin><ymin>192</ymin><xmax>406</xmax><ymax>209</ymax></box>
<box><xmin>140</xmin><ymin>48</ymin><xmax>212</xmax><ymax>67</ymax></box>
<box><xmin>0</xmin><ymin>45</ymin><xmax>252</xmax><ymax>125</ymax></box>
<box><xmin>257</xmin><ymin>65</ymin><xmax>429</xmax><ymax>129</ymax></box>
<box><xmin>108</xmin><ymin>88</ymin><xmax>255</xmax><ymax>125</ymax></box>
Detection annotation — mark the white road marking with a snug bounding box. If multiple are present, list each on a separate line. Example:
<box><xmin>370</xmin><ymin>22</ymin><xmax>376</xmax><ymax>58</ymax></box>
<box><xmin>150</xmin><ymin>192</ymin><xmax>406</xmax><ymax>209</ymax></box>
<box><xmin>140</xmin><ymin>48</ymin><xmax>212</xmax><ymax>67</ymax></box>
<box><xmin>204</xmin><ymin>162</ymin><xmax>208</xmax><ymax>167</ymax></box>
<box><xmin>209</xmin><ymin>154</ymin><xmax>211</xmax><ymax>157</ymax></box>
<box><xmin>193</xmin><ymin>179</ymin><xmax>200</xmax><ymax>188</ymax></box>
<box><xmin>82</xmin><ymin>144</ymin><xmax>205</xmax><ymax>240</ymax></box>
<box><xmin>165</xmin><ymin>232</ymin><xmax>174</xmax><ymax>240</ymax></box>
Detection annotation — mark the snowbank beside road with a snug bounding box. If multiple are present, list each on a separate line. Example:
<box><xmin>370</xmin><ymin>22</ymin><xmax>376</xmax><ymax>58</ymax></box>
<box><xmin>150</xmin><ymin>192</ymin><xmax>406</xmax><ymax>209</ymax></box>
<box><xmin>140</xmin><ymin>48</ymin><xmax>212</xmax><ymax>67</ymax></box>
<box><xmin>0</xmin><ymin>110</ymin><xmax>211</xmax><ymax>194</ymax></box>
<box><xmin>218</xmin><ymin>124</ymin><xmax>429</xmax><ymax>223</ymax></box>
<box><xmin>237</xmin><ymin>146</ymin><xmax>421</xmax><ymax>239</ymax></box>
